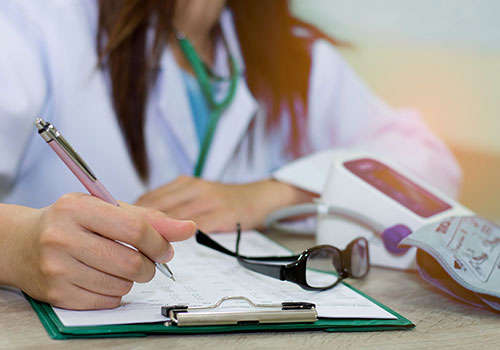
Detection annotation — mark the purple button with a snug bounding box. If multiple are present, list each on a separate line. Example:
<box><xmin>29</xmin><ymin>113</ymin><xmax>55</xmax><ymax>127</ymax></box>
<box><xmin>381</xmin><ymin>225</ymin><xmax>412</xmax><ymax>255</ymax></box>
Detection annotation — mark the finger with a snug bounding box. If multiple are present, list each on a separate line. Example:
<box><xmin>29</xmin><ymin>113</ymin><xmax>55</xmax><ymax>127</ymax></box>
<box><xmin>71</xmin><ymin>229</ymin><xmax>156</xmax><ymax>283</ymax></box>
<box><xmin>138</xmin><ymin>184</ymin><xmax>203</xmax><ymax>213</ymax></box>
<box><xmin>193</xmin><ymin>211</ymin><xmax>237</xmax><ymax>233</ymax></box>
<box><xmin>141</xmin><ymin>176</ymin><xmax>194</xmax><ymax>202</ymax></box>
<box><xmin>135</xmin><ymin>176</ymin><xmax>194</xmax><ymax>207</ymax></box>
<box><xmin>120</xmin><ymin>202</ymin><xmax>197</xmax><ymax>242</ymax></box>
<box><xmin>72</xmin><ymin>196</ymin><xmax>173</xmax><ymax>264</ymax></box>
<box><xmin>137</xmin><ymin>189</ymin><xmax>196</xmax><ymax>212</ymax></box>
<box><xmin>49</xmin><ymin>283</ymin><xmax>122</xmax><ymax>311</ymax></box>
<box><xmin>66</xmin><ymin>256</ymin><xmax>135</xmax><ymax>297</ymax></box>
<box><xmin>166</xmin><ymin>197</ymin><xmax>216</xmax><ymax>221</ymax></box>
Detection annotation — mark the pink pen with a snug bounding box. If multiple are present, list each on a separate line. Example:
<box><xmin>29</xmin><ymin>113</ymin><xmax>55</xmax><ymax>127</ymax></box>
<box><xmin>34</xmin><ymin>117</ymin><xmax>175</xmax><ymax>281</ymax></box>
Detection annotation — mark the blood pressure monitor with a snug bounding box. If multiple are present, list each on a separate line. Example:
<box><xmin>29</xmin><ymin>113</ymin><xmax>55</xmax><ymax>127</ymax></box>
<box><xmin>342</xmin><ymin>158</ymin><xmax>452</xmax><ymax>219</ymax></box>
<box><xmin>268</xmin><ymin>152</ymin><xmax>472</xmax><ymax>270</ymax></box>
<box><xmin>316</xmin><ymin>153</ymin><xmax>472</xmax><ymax>269</ymax></box>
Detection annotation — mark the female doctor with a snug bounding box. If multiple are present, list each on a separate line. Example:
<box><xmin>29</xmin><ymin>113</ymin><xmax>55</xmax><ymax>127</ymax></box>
<box><xmin>0</xmin><ymin>0</ymin><xmax>461</xmax><ymax>310</ymax></box>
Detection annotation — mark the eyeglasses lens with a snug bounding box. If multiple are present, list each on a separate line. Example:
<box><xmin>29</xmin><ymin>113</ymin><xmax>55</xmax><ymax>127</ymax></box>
<box><xmin>350</xmin><ymin>239</ymin><xmax>369</xmax><ymax>277</ymax></box>
<box><xmin>305</xmin><ymin>247</ymin><xmax>341</xmax><ymax>288</ymax></box>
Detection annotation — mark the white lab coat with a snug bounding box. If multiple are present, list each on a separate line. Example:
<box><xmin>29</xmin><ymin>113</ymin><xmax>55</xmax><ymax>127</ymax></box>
<box><xmin>0</xmin><ymin>0</ymin><xmax>461</xmax><ymax>209</ymax></box>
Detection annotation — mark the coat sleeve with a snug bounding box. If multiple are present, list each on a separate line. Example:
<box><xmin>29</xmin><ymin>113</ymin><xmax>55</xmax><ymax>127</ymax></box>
<box><xmin>275</xmin><ymin>40</ymin><xmax>462</xmax><ymax>198</ymax></box>
<box><xmin>0</xmin><ymin>1</ymin><xmax>48</xmax><ymax>198</ymax></box>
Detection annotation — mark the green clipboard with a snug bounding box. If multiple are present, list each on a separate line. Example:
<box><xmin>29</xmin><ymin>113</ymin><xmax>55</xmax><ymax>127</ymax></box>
<box><xmin>25</xmin><ymin>279</ymin><xmax>414</xmax><ymax>340</ymax></box>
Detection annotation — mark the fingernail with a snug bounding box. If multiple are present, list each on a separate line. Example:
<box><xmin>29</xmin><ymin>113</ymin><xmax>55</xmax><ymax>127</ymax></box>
<box><xmin>183</xmin><ymin>220</ymin><xmax>196</xmax><ymax>227</ymax></box>
<box><xmin>160</xmin><ymin>245</ymin><xmax>174</xmax><ymax>263</ymax></box>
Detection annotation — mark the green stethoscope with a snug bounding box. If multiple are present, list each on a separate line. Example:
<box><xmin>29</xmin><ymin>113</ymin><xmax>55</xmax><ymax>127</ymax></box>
<box><xmin>176</xmin><ymin>31</ymin><xmax>239</xmax><ymax>177</ymax></box>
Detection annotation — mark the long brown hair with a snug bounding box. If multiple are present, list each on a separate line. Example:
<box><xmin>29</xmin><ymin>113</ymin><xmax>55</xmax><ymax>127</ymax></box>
<box><xmin>98</xmin><ymin>0</ymin><xmax>336</xmax><ymax>180</ymax></box>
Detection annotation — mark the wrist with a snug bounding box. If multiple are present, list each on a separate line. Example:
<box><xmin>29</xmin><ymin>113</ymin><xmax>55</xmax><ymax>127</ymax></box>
<box><xmin>0</xmin><ymin>204</ymin><xmax>41</xmax><ymax>287</ymax></box>
<box><xmin>245</xmin><ymin>179</ymin><xmax>316</xmax><ymax>228</ymax></box>
<box><xmin>266</xmin><ymin>179</ymin><xmax>316</xmax><ymax>207</ymax></box>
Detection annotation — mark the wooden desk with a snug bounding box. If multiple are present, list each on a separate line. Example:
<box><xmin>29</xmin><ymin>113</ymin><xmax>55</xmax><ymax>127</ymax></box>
<box><xmin>1</xmin><ymin>232</ymin><xmax>498</xmax><ymax>350</ymax></box>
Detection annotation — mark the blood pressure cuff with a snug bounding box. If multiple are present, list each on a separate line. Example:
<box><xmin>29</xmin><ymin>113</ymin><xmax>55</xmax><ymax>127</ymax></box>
<box><xmin>416</xmin><ymin>249</ymin><xmax>500</xmax><ymax>311</ymax></box>
<box><xmin>400</xmin><ymin>216</ymin><xmax>500</xmax><ymax>313</ymax></box>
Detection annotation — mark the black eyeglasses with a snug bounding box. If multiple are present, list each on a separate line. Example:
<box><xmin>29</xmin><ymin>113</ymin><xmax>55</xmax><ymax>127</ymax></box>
<box><xmin>195</xmin><ymin>224</ymin><xmax>370</xmax><ymax>291</ymax></box>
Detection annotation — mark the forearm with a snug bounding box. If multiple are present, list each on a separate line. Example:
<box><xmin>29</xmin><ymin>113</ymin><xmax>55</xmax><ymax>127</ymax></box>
<box><xmin>0</xmin><ymin>203</ymin><xmax>40</xmax><ymax>286</ymax></box>
<box><xmin>134</xmin><ymin>176</ymin><xmax>317</xmax><ymax>233</ymax></box>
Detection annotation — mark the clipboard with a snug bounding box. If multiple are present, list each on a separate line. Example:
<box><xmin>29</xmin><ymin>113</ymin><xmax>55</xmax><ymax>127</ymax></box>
<box><xmin>25</xmin><ymin>281</ymin><xmax>413</xmax><ymax>339</ymax></box>
<box><xmin>162</xmin><ymin>296</ymin><xmax>318</xmax><ymax>327</ymax></box>
<box><xmin>24</xmin><ymin>232</ymin><xmax>415</xmax><ymax>339</ymax></box>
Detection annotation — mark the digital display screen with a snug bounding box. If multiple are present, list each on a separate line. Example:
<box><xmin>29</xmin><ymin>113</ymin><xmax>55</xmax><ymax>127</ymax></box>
<box><xmin>344</xmin><ymin>158</ymin><xmax>452</xmax><ymax>218</ymax></box>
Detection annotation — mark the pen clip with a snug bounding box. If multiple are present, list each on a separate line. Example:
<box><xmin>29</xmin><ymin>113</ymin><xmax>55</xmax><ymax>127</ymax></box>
<box><xmin>35</xmin><ymin>118</ymin><xmax>97</xmax><ymax>181</ymax></box>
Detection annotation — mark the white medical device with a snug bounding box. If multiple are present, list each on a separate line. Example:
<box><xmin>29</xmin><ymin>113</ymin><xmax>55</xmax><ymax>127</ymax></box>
<box><xmin>268</xmin><ymin>153</ymin><xmax>473</xmax><ymax>270</ymax></box>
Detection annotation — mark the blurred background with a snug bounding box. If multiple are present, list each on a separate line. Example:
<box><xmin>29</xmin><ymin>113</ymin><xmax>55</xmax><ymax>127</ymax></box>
<box><xmin>292</xmin><ymin>0</ymin><xmax>500</xmax><ymax>223</ymax></box>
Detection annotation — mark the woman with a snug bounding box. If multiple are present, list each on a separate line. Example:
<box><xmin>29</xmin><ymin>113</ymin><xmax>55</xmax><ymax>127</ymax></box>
<box><xmin>0</xmin><ymin>0</ymin><xmax>461</xmax><ymax>309</ymax></box>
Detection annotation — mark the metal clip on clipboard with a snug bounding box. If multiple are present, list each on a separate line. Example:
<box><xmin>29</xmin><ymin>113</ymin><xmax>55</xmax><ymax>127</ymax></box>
<box><xmin>161</xmin><ymin>296</ymin><xmax>318</xmax><ymax>327</ymax></box>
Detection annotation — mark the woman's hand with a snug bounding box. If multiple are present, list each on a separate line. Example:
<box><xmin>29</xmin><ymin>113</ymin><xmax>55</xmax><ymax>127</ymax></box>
<box><xmin>0</xmin><ymin>193</ymin><xmax>196</xmax><ymax>310</ymax></box>
<box><xmin>135</xmin><ymin>176</ymin><xmax>315</xmax><ymax>232</ymax></box>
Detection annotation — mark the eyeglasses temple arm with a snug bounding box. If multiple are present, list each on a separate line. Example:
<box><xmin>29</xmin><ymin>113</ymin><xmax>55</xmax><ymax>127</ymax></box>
<box><xmin>195</xmin><ymin>230</ymin><xmax>237</xmax><ymax>256</ymax></box>
<box><xmin>236</xmin><ymin>257</ymin><xmax>284</xmax><ymax>280</ymax></box>
<box><xmin>234</xmin><ymin>223</ymin><xmax>290</xmax><ymax>281</ymax></box>
<box><xmin>196</xmin><ymin>230</ymin><xmax>301</xmax><ymax>261</ymax></box>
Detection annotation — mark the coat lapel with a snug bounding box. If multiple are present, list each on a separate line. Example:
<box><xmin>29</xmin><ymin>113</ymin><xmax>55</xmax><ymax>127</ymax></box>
<box><xmin>201</xmin><ymin>10</ymin><xmax>258</xmax><ymax>179</ymax></box>
<box><xmin>156</xmin><ymin>9</ymin><xmax>259</xmax><ymax>179</ymax></box>
<box><xmin>157</xmin><ymin>47</ymin><xmax>200</xmax><ymax>168</ymax></box>
<box><xmin>202</xmin><ymin>80</ymin><xmax>258</xmax><ymax>180</ymax></box>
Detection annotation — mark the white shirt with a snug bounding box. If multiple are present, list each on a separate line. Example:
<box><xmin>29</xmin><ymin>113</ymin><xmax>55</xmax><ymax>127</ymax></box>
<box><xmin>0</xmin><ymin>0</ymin><xmax>461</xmax><ymax>208</ymax></box>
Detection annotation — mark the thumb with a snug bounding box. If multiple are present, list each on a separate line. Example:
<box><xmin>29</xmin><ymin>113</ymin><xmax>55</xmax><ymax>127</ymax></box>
<box><xmin>153</xmin><ymin>217</ymin><xmax>197</xmax><ymax>242</ymax></box>
<box><xmin>120</xmin><ymin>201</ymin><xmax>197</xmax><ymax>242</ymax></box>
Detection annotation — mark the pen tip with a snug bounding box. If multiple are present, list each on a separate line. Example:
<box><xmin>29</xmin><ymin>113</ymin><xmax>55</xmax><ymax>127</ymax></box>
<box><xmin>171</xmin><ymin>276</ymin><xmax>176</xmax><ymax>282</ymax></box>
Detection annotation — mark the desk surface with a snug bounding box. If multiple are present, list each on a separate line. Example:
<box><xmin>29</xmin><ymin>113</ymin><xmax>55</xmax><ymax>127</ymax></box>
<box><xmin>1</xmin><ymin>232</ymin><xmax>499</xmax><ymax>350</ymax></box>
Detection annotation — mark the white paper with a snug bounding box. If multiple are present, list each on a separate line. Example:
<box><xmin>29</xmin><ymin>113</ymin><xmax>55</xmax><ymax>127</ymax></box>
<box><xmin>54</xmin><ymin>231</ymin><xmax>396</xmax><ymax>327</ymax></box>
